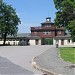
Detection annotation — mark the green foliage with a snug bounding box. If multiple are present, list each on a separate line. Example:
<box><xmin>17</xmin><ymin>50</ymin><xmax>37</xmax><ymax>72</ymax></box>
<box><xmin>44</xmin><ymin>38</ymin><xmax>53</xmax><ymax>45</ymax></box>
<box><xmin>68</xmin><ymin>20</ymin><xmax>75</xmax><ymax>41</ymax></box>
<box><xmin>53</xmin><ymin>0</ymin><xmax>75</xmax><ymax>39</ymax></box>
<box><xmin>0</xmin><ymin>0</ymin><xmax>21</xmax><ymax>45</ymax></box>
<box><xmin>53</xmin><ymin>0</ymin><xmax>74</xmax><ymax>26</ymax></box>
<box><xmin>60</xmin><ymin>47</ymin><xmax>75</xmax><ymax>64</ymax></box>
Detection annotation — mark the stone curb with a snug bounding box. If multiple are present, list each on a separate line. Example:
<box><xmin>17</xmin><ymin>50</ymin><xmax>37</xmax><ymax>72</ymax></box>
<box><xmin>32</xmin><ymin>57</ymin><xmax>62</xmax><ymax>75</ymax></box>
<box><xmin>32</xmin><ymin>47</ymin><xmax>75</xmax><ymax>75</ymax></box>
<box><xmin>31</xmin><ymin>51</ymin><xmax>62</xmax><ymax>75</ymax></box>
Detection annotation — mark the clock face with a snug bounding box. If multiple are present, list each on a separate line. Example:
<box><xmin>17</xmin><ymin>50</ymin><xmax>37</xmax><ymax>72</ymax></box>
<box><xmin>47</xmin><ymin>19</ymin><xmax>50</xmax><ymax>21</ymax></box>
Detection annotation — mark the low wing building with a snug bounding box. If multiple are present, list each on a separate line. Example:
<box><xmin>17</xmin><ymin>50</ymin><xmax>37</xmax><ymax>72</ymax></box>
<box><xmin>0</xmin><ymin>33</ymin><xmax>41</xmax><ymax>46</ymax></box>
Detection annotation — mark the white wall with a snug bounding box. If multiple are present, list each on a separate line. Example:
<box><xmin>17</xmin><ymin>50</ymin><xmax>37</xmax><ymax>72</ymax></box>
<box><xmin>53</xmin><ymin>39</ymin><xmax>61</xmax><ymax>46</ymax></box>
<box><xmin>53</xmin><ymin>38</ymin><xmax>56</xmax><ymax>45</ymax></box>
<box><xmin>54</xmin><ymin>38</ymin><xmax>75</xmax><ymax>46</ymax></box>
<box><xmin>0</xmin><ymin>39</ymin><xmax>41</xmax><ymax>46</ymax></box>
<box><xmin>0</xmin><ymin>41</ymin><xmax>3</xmax><ymax>44</ymax></box>
<box><xmin>29</xmin><ymin>39</ymin><xmax>41</xmax><ymax>45</ymax></box>
<box><xmin>64</xmin><ymin>39</ymin><xmax>75</xmax><ymax>46</ymax></box>
<box><xmin>29</xmin><ymin>40</ymin><xmax>36</xmax><ymax>45</ymax></box>
<box><xmin>38</xmin><ymin>40</ymin><xmax>41</xmax><ymax>45</ymax></box>
<box><xmin>0</xmin><ymin>40</ymin><xmax>19</xmax><ymax>45</ymax></box>
<box><xmin>59</xmin><ymin>40</ymin><xmax>61</xmax><ymax>46</ymax></box>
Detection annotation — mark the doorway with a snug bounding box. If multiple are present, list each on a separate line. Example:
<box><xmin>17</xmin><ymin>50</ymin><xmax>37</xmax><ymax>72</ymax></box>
<box><xmin>61</xmin><ymin>39</ymin><xmax>64</xmax><ymax>45</ymax></box>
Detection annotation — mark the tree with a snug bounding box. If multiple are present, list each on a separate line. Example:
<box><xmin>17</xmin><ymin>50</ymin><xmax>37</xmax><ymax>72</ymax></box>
<box><xmin>53</xmin><ymin>0</ymin><xmax>75</xmax><ymax>40</ymax></box>
<box><xmin>0</xmin><ymin>0</ymin><xmax>21</xmax><ymax>45</ymax></box>
<box><xmin>68</xmin><ymin>20</ymin><xmax>75</xmax><ymax>41</ymax></box>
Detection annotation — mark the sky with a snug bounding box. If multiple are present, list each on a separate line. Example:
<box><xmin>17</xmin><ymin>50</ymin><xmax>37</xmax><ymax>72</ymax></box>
<box><xmin>3</xmin><ymin>0</ymin><xmax>56</xmax><ymax>33</ymax></box>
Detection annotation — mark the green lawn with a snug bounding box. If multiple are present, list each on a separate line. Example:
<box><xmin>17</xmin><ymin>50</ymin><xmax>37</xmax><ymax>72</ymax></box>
<box><xmin>60</xmin><ymin>47</ymin><xmax>75</xmax><ymax>64</ymax></box>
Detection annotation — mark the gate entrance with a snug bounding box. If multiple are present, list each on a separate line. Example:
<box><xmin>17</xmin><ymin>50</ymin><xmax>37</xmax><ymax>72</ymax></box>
<box><xmin>41</xmin><ymin>38</ymin><xmax>53</xmax><ymax>45</ymax></box>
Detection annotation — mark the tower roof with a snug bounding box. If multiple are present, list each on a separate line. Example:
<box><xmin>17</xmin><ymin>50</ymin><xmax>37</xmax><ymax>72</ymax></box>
<box><xmin>41</xmin><ymin>17</ymin><xmax>54</xmax><ymax>24</ymax></box>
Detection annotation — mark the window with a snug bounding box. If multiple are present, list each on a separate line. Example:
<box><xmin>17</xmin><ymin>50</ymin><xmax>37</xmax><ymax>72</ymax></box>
<box><xmin>35</xmin><ymin>39</ymin><xmax>39</xmax><ymax>45</ymax></box>
<box><xmin>43</xmin><ymin>31</ymin><xmax>51</xmax><ymax>35</ymax></box>
<box><xmin>61</xmin><ymin>39</ymin><xmax>64</xmax><ymax>45</ymax></box>
<box><xmin>43</xmin><ymin>31</ymin><xmax>47</xmax><ymax>35</ymax></box>
<box><xmin>34</xmin><ymin>32</ymin><xmax>37</xmax><ymax>34</ymax></box>
<box><xmin>58</xmin><ymin>31</ymin><xmax>61</xmax><ymax>34</ymax></box>
<box><xmin>48</xmin><ymin>31</ymin><xmax>51</xmax><ymax>35</ymax></box>
<box><xmin>13</xmin><ymin>39</ymin><xmax>15</xmax><ymax>41</ymax></box>
<box><xmin>13</xmin><ymin>42</ymin><xmax>15</xmax><ymax>45</ymax></box>
<box><xmin>49</xmin><ymin>25</ymin><xmax>51</xmax><ymax>27</ymax></box>
<box><xmin>45</xmin><ymin>25</ymin><xmax>51</xmax><ymax>27</ymax></box>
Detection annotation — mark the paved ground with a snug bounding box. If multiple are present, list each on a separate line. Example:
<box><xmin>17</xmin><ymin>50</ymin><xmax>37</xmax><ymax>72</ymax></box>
<box><xmin>0</xmin><ymin>45</ymin><xmax>75</xmax><ymax>75</ymax></box>
<box><xmin>0</xmin><ymin>56</ymin><xmax>33</xmax><ymax>75</ymax></box>
<box><xmin>34</xmin><ymin>46</ymin><xmax>75</xmax><ymax>75</ymax></box>
<box><xmin>0</xmin><ymin>45</ymin><xmax>51</xmax><ymax>75</ymax></box>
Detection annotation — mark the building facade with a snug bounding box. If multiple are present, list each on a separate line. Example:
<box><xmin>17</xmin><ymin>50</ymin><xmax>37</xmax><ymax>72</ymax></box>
<box><xmin>31</xmin><ymin>17</ymin><xmax>65</xmax><ymax>45</ymax></box>
<box><xmin>54</xmin><ymin>35</ymin><xmax>75</xmax><ymax>46</ymax></box>
<box><xmin>0</xmin><ymin>33</ymin><xmax>41</xmax><ymax>46</ymax></box>
<box><xmin>0</xmin><ymin>17</ymin><xmax>75</xmax><ymax>46</ymax></box>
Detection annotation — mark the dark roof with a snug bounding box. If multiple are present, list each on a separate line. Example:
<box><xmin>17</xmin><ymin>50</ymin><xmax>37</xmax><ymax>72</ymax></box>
<box><xmin>3</xmin><ymin>33</ymin><xmax>31</xmax><ymax>38</ymax></box>
<box><xmin>27</xmin><ymin>36</ymin><xmax>40</xmax><ymax>39</ymax></box>
<box><xmin>0</xmin><ymin>33</ymin><xmax>40</xmax><ymax>39</ymax></box>
<box><xmin>54</xmin><ymin>34</ymin><xmax>71</xmax><ymax>39</ymax></box>
<box><xmin>17</xmin><ymin>33</ymin><xmax>31</xmax><ymax>37</ymax></box>
<box><xmin>41</xmin><ymin>17</ymin><xmax>54</xmax><ymax>24</ymax></box>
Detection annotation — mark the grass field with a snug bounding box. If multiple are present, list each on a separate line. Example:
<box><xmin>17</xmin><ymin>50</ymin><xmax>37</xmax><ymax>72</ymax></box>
<box><xmin>60</xmin><ymin>47</ymin><xmax>75</xmax><ymax>64</ymax></box>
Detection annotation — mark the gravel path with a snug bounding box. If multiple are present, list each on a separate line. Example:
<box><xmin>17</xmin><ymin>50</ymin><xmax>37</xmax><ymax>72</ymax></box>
<box><xmin>33</xmin><ymin>46</ymin><xmax>75</xmax><ymax>75</ymax></box>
